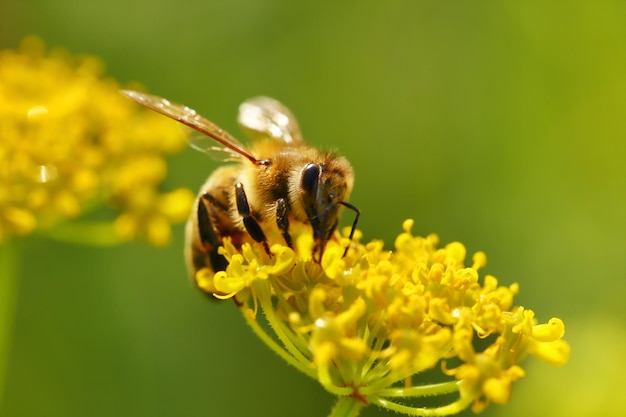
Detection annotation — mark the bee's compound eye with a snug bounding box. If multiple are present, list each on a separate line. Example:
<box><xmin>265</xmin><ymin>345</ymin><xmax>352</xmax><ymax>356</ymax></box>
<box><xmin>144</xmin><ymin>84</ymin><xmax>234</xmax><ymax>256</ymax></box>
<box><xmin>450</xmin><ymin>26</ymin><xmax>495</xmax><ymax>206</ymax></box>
<box><xmin>301</xmin><ymin>163</ymin><xmax>320</xmax><ymax>194</ymax></box>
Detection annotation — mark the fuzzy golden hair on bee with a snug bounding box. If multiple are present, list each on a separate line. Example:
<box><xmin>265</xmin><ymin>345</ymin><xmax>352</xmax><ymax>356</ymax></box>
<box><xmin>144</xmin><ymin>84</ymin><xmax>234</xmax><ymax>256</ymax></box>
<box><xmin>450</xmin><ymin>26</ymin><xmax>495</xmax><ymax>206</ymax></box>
<box><xmin>121</xmin><ymin>90</ymin><xmax>360</xmax><ymax>296</ymax></box>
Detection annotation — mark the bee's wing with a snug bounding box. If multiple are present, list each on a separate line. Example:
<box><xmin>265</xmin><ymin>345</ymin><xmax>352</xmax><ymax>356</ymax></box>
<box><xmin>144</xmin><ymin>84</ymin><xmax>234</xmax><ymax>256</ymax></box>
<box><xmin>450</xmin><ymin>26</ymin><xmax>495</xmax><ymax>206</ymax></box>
<box><xmin>238</xmin><ymin>96</ymin><xmax>303</xmax><ymax>144</ymax></box>
<box><xmin>121</xmin><ymin>90</ymin><xmax>258</xmax><ymax>163</ymax></box>
<box><xmin>188</xmin><ymin>134</ymin><xmax>243</xmax><ymax>162</ymax></box>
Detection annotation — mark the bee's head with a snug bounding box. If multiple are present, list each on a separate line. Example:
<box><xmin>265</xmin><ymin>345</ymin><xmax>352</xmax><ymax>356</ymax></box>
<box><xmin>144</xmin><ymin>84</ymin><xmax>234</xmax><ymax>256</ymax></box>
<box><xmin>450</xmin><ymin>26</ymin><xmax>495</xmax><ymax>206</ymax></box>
<box><xmin>299</xmin><ymin>157</ymin><xmax>354</xmax><ymax>261</ymax></box>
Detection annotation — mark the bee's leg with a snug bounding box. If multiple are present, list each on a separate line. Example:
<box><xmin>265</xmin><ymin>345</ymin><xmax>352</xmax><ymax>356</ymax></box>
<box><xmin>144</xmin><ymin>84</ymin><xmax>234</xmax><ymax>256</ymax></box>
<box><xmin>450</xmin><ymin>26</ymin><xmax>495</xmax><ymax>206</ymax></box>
<box><xmin>235</xmin><ymin>182</ymin><xmax>271</xmax><ymax>255</ymax></box>
<box><xmin>197</xmin><ymin>193</ymin><xmax>218</xmax><ymax>249</ymax></box>
<box><xmin>276</xmin><ymin>198</ymin><xmax>293</xmax><ymax>249</ymax></box>
<box><xmin>186</xmin><ymin>192</ymin><xmax>228</xmax><ymax>297</ymax></box>
<box><xmin>339</xmin><ymin>201</ymin><xmax>361</xmax><ymax>257</ymax></box>
<box><xmin>198</xmin><ymin>193</ymin><xmax>228</xmax><ymax>271</ymax></box>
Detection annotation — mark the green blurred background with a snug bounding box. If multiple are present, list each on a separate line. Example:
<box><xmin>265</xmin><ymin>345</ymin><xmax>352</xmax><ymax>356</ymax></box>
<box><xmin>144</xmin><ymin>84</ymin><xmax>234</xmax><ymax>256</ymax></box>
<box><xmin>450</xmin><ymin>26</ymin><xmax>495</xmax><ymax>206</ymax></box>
<box><xmin>2</xmin><ymin>1</ymin><xmax>626</xmax><ymax>416</ymax></box>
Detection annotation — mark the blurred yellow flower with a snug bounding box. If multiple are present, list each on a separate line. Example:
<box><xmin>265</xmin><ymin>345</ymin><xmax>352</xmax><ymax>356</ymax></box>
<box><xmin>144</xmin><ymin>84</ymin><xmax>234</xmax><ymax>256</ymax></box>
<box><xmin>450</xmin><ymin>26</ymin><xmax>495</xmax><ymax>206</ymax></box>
<box><xmin>199</xmin><ymin>219</ymin><xmax>570</xmax><ymax>416</ymax></box>
<box><xmin>0</xmin><ymin>36</ymin><xmax>194</xmax><ymax>245</ymax></box>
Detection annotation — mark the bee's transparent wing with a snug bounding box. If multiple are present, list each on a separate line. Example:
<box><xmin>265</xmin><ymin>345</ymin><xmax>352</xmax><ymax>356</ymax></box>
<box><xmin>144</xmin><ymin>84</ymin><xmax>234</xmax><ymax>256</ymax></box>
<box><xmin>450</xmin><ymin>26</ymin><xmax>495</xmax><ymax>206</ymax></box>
<box><xmin>238</xmin><ymin>96</ymin><xmax>303</xmax><ymax>144</ymax></box>
<box><xmin>188</xmin><ymin>134</ymin><xmax>243</xmax><ymax>162</ymax></box>
<box><xmin>121</xmin><ymin>90</ymin><xmax>258</xmax><ymax>163</ymax></box>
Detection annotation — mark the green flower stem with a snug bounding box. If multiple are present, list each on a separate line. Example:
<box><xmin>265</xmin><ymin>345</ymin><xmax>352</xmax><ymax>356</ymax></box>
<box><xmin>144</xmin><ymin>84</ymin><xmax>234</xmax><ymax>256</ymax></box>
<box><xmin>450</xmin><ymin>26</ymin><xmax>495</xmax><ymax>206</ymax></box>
<box><xmin>358</xmin><ymin>369</ymin><xmax>411</xmax><ymax>394</ymax></box>
<box><xmin>267</xmin><ymin>276</ymin><xmax>312</xmax><ymax>354</ymax></box>
<box><xmin>360</xmin><ymin>320</ymin><xmax>385</xmax><ymax>374</ymax></box>
<box><xmin>242</xmin><ymin>307</ymin><xmax>316</xmax><ymax>379</ymax></box>
<box><xmin>370</xmin><ymin>380</ymin><xmax>461</xmax><ymax>398</ymax></box>
<box><xmin>244</xmin><ymin>283</ymin><xmax>315</xmax><ymax>375</ymax></box>
<box><xmin>44</xmin><ymin>221</ymin><xmax>123</xmax><ymax>246</ymax></box>
<box><xmin>317</xmin><ymin>363</ymin><xmax>354</xmax><ymax>397</ymax></box>
<box><xmin>0</xmin><ymin>238</ymin><xmax>21</xmax><ymax>408</ymax></box>
<box><xmin>252</xmin><ymin>282</ymin><xmax>312</xmax><ymax>366</ymax></box>
<box><xmin>370</xmin><ymin>394</ymin><xmax>474</xmax><ymax>416</ymax></box>
<box><xmin>327</xmin><ymin>396</ymin><xmax>363</xmax><ymax>417</ymax></box>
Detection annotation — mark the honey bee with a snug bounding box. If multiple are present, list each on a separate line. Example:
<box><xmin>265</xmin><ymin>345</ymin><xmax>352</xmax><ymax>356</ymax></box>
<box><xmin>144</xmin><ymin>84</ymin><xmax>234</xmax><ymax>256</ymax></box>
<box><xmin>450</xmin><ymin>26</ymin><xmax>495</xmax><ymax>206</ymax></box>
<box><xmin>121</xmin><ymin>90</ymin><xmax>360</xmax><ymax>293</ymax></box>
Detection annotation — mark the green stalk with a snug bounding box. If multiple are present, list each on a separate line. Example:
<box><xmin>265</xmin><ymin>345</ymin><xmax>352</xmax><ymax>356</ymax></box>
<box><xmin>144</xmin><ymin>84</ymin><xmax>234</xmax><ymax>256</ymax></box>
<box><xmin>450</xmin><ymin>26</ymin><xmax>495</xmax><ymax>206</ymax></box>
<box><xmin>327</xmin><ymin>396</ymin><xmax>363</xmax><ymax>417</ymax></box>
<box><xmin>0</xmin><ymin>238</ymin><xmax>21</xmax><ymax>409</ymax></box>
<box><xmin>242</xmin><ymin>308</ymin><xmax>316</xmax><ymax>379</ymax></box>
<box><xmin>369</xmin><ymin>394</ymin><xmax>474</xmax><ymax>416</ymax></box>
<box><xmin>370</xmin><ymin>380</ymin><xmax>461</xmax><ymax>398</ymax></box>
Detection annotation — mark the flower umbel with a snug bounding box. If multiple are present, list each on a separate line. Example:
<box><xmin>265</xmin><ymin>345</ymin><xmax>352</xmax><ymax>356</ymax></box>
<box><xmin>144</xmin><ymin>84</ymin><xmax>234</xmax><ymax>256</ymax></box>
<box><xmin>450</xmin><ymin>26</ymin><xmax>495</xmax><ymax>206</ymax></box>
<box><xmin>202</xmin><ymin>220</ymin><xmax>570</xmax><ymax>416</ymax></box>
<box><xmin>0</xmin><ymin>37</ymin><xmax>194</xmax><ymax>245</ymax></box>
<box><xmin>0</xmin><ymin>36</ymin><xmax>197</xmax><ymax>412</ymax></box>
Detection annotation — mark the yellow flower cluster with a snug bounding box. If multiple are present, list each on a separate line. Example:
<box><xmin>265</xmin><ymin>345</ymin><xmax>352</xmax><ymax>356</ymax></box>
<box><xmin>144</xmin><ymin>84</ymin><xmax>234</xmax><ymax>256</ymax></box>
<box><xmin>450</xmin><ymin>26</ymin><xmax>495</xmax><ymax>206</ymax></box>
<box><xmin>199</xmin><ymin>220</ymin><xmax>570</xmax><ymax>415</ymax></box>
<box><xmin>0</xmin><ymin>37</ymin><xmax>194</xmax><ymax>245</ymax></box>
